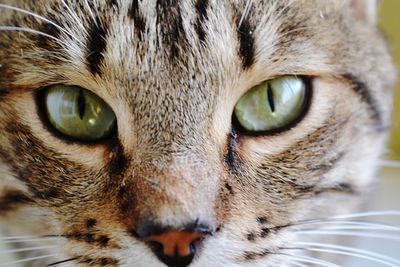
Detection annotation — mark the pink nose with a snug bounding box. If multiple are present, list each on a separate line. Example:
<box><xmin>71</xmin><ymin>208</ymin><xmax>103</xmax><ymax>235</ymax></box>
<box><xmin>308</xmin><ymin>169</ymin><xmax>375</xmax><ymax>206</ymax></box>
<box><xmin>147</xmin><ymin>229</ymin><xmax>206</xmax><ymax>258</ymax></box>
<box><xmin>138</xmin><ymin>224</ymin><xmax>212</xmax><ymax>267</ymax></box>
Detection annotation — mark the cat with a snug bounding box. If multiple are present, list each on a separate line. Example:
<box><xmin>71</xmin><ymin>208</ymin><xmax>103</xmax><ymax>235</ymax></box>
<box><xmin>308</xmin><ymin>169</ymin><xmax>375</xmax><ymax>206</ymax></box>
<box><xmin>0</xmin><ymin>0</ymin><xmax>397</xmax><ymax>266</ymax></box>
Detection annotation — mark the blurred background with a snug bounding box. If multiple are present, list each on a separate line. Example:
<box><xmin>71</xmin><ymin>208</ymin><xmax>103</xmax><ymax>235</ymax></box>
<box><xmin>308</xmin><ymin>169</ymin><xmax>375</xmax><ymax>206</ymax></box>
<box><xmin>383</xmin><ymin>0</ymin><xmax>400</xmax><ymax>160</ymax></box>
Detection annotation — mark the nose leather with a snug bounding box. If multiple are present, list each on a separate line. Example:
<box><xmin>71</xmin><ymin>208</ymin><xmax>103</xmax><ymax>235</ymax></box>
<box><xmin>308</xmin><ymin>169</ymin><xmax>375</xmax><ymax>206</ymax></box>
<box><xmin>136</xmin><ymin>223</ymin><xmax>212</xmax><ymax>267</ymax></box>
<box><xmin>147</xmin><ymin>230</ymin><xmax>205</xmax><ymax>257</ymax></box>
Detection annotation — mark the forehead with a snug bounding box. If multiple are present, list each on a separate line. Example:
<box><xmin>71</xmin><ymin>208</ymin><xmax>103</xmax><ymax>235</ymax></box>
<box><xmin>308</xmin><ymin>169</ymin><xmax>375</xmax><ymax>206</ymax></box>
<box><xmin>0</xmin><ymin>0</ymin><xmax>349</xmax><ymax>145</ymax></box>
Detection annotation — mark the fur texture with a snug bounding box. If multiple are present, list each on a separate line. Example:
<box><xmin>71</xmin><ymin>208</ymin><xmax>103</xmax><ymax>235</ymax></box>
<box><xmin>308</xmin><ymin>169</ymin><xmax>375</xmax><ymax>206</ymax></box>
<box><xmin>0</xmin><ymin>0</ymin><xmax>396</xmax><ymax>266</ymax></box>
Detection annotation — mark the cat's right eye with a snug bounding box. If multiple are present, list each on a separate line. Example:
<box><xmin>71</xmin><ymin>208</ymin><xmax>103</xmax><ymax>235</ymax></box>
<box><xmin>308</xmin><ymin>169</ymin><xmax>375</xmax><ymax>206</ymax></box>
<box><xmin>42</xmin><ymin>85</ymin><xmax>116</xmax><ymax>141</ymax></box>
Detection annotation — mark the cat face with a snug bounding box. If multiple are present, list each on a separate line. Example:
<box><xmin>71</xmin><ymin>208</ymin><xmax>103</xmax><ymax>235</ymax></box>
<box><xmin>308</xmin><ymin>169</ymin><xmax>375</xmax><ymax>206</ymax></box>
<box><xmin>0</xmin><ymin>0</ymin><xmax>396</xmax><ymax>266</ymax></box>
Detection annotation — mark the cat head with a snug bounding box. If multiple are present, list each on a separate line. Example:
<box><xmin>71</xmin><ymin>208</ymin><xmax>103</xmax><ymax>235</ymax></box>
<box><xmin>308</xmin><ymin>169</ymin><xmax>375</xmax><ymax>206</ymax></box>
<box><xmin>0</xmin><ymin>0</ymin><xmax>396</xmax><ymax>266</ymax></box>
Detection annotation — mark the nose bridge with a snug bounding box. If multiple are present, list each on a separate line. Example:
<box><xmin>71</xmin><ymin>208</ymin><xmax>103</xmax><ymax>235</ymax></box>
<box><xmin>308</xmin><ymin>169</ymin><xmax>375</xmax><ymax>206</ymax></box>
<box><xmin>120</xmin><ymin>149</ymin><xmax>219</xmax><ymax>231</ymax></box>
<box><xmin>148</xmin><ymin>154</ymin><xmax>218</xmax><ymax>217</ymax></box>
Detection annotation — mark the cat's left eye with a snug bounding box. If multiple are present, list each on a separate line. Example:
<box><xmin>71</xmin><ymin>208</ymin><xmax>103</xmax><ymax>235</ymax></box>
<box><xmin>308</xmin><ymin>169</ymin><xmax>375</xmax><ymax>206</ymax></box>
<box><xmin>42</xmin><ymin>85</ymin><xmax>116</xmax><ymax>141</ymax></box>
<box><xmin>233</xmin><ymin>76</ymin><xmax>310</xmax><ymax>134</ymax></box>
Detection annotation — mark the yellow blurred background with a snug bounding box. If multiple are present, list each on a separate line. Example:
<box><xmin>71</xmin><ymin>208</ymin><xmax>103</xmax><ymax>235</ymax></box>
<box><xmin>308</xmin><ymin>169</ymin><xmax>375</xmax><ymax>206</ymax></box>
<box><xmin>381</xmin><ymin>1</ymin><xmax>400</xmax><ymax>160</ymax></box>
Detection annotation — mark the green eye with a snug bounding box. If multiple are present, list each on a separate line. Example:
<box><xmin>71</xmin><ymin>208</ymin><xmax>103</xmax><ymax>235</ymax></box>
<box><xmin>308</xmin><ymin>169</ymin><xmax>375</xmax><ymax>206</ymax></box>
<box><xmin>43</xmin><ymin>85</ymin><xmax>116</xmax><ymax>141</ymax></box>
<box><xmin>234</xmin><ymin>76</ymin><xmax>309</xmax><ymax>133</ymax></box>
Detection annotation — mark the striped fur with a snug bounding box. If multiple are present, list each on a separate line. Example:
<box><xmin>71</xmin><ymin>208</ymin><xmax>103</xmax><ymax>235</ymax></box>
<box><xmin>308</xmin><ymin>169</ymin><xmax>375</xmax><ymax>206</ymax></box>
<box><xmin>0</xmin><ymin>0</ymin><xmax>396</xmax><ymax>266</ymax></box>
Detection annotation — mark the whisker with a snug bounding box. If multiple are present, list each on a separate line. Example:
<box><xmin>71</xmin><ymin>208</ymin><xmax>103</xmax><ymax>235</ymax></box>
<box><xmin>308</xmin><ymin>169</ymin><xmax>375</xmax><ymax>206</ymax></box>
<box><xmin>296</xmin><ymin>230</ymin><xmax>400</xmax><ymax>241</ymax></box>
<box><xmin>282</xmin><ymin>253</ymin><xmax>341</xmax><ymax>267</ymax></box>
<box><xmin>60</xmin><ymin>0</ymin><xmax>86</xmax><ymax>32</ymax></box>
<box><xmin>0</xmin><ymin>3</ymin><xmax>82</xmax><ymax>45</ymax></box>
<box><xmin>238</xmin><ymin>0</ymin><xmax>253</xmax><ymax>27</ymax></box>
<box><xmin>0</xmin><ymin>235</ymin><xmax>63</xmax><ymax>241</ymax></box>
<box><xmin>0</xmin><ymin>237</ymin><xmax>65</xmax><ymax>244</ymax></box>
<box><xmin>46</xmin><ymin>257</ymin><xmax>78</xmax><ymax>267</ymax></box>
<box><xmin>286</xmin><ymin>260</ymin><xmax>309</xmax><ymax>267</ymax></box>
<box><xmin>285</xmin><ymin>220</ymin><xmax>400</xmax><ymax>232</ymax></box>
<box><xmin>0</xmin><ymin>245</ymin><xmax>59</xmax><ymax>255</ymax></box>
<box><xmin>271</xmin><ymin>211</ymin><xmax>400</xmax><ymax>232</ymax></box>
<box><xmin>331</xmin><ymin>210</ymin><xmax>400</xmax><ymax>220</ymax></box>
<box><xmin>378</xmin><ymin>160</ymin><xmax>400</xmax><ymax>168</ymax></box>
<box><xmin>84</xmin><ymin>0</ymin><xmax>99</xmax><ymax>27</ymax></box>
<box><xmin>293</xmin><ymin>242</ymin><xmax>400</xmax><ymax>266</ymax></box>
<box><xmin>296</xmin><ymin>247</ymin><xmax>397</xmax><ymax>267</ymax></box>
<box><xmin>0</xmin><ymin>26</ymin><xmax>69</xmax><ymax>47</ymax></box>
<box><xmin>320</xmin><ymin>225</ymin><xmax>399</xmax><ymax>231</ymax></box>
<box><xmin>294</xmin><ymin>223</ymin><xmax>400</xmax><ymax>232</ymax></box>
<box><xmin>0</xmin><ymin>253</ymin><xmax>59</xmax><ymax>267</ymax></box>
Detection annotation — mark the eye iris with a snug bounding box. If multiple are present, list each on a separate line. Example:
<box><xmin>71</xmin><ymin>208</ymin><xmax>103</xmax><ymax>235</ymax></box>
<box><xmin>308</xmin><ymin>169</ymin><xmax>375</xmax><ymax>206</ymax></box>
<box><xmin>234</xmin><ymin>76</ymin><xmax>308</xmax><ymax>133</ymax></box>
<box><xmin>44</xmin><ymin>85</ymin><xmax>116</xmax><ymax>141</ymax></box>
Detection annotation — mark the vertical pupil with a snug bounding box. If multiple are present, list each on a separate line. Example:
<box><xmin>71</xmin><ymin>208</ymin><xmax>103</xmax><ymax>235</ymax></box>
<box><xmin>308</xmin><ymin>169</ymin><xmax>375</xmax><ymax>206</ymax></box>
<box><xmin>78</xmin><ymin>89</ymin><xmax>85</xmax><ymax>119</ymax></box>
<box><xmin>266</xmin><ymin>84</ymin><xmax>275</xmax><ymax>113</ymax></box>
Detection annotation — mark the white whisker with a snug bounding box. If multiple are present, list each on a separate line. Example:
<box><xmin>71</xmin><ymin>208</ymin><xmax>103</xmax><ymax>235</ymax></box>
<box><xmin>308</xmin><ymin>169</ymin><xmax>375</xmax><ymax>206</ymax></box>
<box><xmin>286</xmin><ymin>260</ymin><xmax>309</xmax><ymax>267</ymax></box>
<box><xmin>283</xmin><ymin>254</ymin><xmax>341</xmax><ymax>267</ymax></box>
<box><xmin>0</xmin><ymin>237</ymin><xmax>64</xmax><ymax>244</ymax></box>
<box><xmin>0</xmin><ymin>235</ymin><xmax>63</xmax><ymax>241</ymax></box>
<box><xmin>331</xmin><ymin>210</ymin><xmax>400</xmax><ymax>220</ymax></box>
<box><xmin>0</xmin><ymin>3</ymin><xmax>82</xmax><ymax>45</ymax></box>
<box><xmin>299</xmin><ymin>247</ymin><xmax>396</xmax><ymax>267</ymax></box>
<box><xmin>296</xmin><ymin>230</ymin><xmax>400</xmax><ymax>241</ymax></box>
<box><xmin>321</xmin><ymin>225</ymin><xmax>399</xmax><ymax>231</ymax></box>
<box><xmin>0</xmin><ymin>253</ymin><xmax>59</xmax><ymax>266</ymax></box>
<box><xmin>0</xmin><ymin>26</ymin><xmax>69</xmax><ymax>47</ymax></box>
<box><xmin>290</xmin><ymin>220</ymin><xmax>400</xmax><ymax>231</ymax></box>
<box><xmin>0</xmin><ymin>245</ymin><xmax>59</xmax><ymax>255</ymax></box>
<box><xmin>378</xmin><ymin>160</ymin><xmax>400</xmax><ymax>168</ymax></box>
<box><xmin>0</xmin><ymin>235</ymin><xmax>49</xmax><ymax>240</ymax></box>
<box><xmin>60</xmin><ymin>0</ymin><xmax>87</xmax><ymax>33</ymax></box>
<box><xmin>84</xmin><ymin>0</ymin><xmax>99</xmax><ymax>27</ymax></box>
<box><xmin>293</xmin><ymin>242</ymin><xmax>400</xmax><ymax>266</ymax></box>
<box><xmin>238</xmin><ymin>0</ymin><xmax>253</xmax><ymax>27</ymax></box>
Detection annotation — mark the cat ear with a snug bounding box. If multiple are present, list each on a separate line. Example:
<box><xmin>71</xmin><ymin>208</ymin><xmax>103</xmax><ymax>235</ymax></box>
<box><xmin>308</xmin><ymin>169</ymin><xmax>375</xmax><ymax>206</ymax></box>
<box><xmin>349</xmin><ymin>0</ymin><xmax>378</xmax><ymax>24</ymax></box>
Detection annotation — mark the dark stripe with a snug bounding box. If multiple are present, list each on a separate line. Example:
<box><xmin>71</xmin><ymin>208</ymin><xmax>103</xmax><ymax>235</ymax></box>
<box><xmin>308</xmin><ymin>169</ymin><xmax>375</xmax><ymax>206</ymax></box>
<box><xmin>342</xmin><ymin>73</ymin><xmax>381</xmax><ymax>124</ymax></box>
<box><xmin>36</xmin><ymin>17</ymin><xmax>62</xmax><ymax>49</ymax></box>
<box><xmin>236</xmin><ymin>10</ymin><xmax>255</xmax><ymax>69</ymax></box>
<box><xmin>128</xmin><ymin>0</ymin><xmax>146</xmax><ymax>41</ymax></box>
<box><xmin>156</xmin><ymin>0</ymin><xmax>186</xmax><ymax>59</ymax></box>
<box><xmin>107</xmin><ymin>136</ymin><xmax>129</xmax><ymax>179</ymax></box>
<box><xmin>3</xmin><ymin>121</ymin><xmax>85</xmax><ymax>205</ymax></box>
<box><xmin>242</xmin><ymin>249</ymin><xmax>270</xmax><ymax>261</ymax></box>
<box><xmin>0</xmin><ymin>190</ymin><xmax>31</xmax><ymax>214</ymax></box>
<box><xmin>225</xmin><ymin>129</ymin><xmax>242</xmax><ymax>173</ymax></box>
<box><xmin>86</xmin><ymin>18</ymin><xmax>108</xmax><ymax>75</ymax></box>
<box><xmin>0</xmin><ymin>89</ymin><xmax>9</xmax><ymax>100</ymax></box>
<box><xmin>35</xmin><ymin>13</ymin><xmax>65</xmax><ymax>64</ymax></box>
<box><xmin>107</xmin><ymin>0</ymin><xmax>119</xmax><ymax>8</ymax></box>
<box><xmin>195</xmin><ymin>0</ymin><xmax>209</xmax><ymax>43</ymax></box>
<box><xmin>33</xmin><ymin>186</ymin><xmax>61</xmax><ymax>200</ymax></box>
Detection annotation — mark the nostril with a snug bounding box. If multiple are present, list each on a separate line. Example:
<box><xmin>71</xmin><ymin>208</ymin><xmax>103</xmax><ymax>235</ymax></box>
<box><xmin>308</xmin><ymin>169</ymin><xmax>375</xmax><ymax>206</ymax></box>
<box><xmin>147</xmin><ymin>240</ymin><xmax>165</xmax><ymax>257</ymax></box>
<box><xmin>136</xmin><ymin>223</ymin><xmax>213</xmax><ymax>267</ymax></box>
<box><xmin>147</xmin><ymin>239</ymin><xmax>196</xmax><ymax>267</ymax></box>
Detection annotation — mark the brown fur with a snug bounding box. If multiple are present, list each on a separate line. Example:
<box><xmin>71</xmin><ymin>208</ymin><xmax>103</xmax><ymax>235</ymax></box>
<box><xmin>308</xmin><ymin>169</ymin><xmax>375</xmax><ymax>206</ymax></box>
<box><xmin>0</xmin><ymin>0</ymin><xmax>396</xmax><ymax>266</ymax></box>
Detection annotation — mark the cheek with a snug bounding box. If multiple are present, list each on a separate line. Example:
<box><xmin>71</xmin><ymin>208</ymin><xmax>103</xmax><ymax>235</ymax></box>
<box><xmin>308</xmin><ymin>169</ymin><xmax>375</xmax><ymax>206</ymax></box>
<box><xmin>228</xmin><ymin>78</ymin><xmax>380</xmax><ymax>208</ymax></box>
